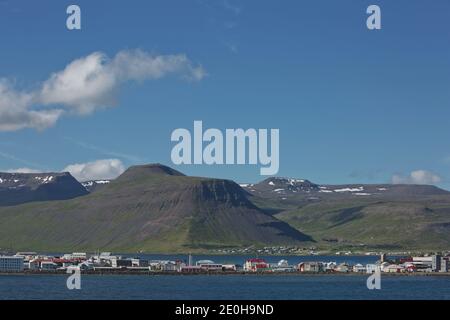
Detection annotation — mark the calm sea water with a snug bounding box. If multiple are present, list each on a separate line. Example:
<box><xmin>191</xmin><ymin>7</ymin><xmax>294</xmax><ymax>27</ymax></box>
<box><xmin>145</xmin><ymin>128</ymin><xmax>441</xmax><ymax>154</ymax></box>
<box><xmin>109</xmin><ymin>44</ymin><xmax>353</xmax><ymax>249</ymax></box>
<box><xmin>1</xmin><ymin>255</ymin><xmax>449</xmax><ymax>300</ymax></box>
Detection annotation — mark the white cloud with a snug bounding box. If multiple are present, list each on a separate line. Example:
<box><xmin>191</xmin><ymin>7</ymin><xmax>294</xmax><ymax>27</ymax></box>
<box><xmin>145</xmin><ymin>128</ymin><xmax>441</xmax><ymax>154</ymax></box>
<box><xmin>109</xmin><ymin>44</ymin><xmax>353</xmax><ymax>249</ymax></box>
<box><xmin>112</xmin><ymin>50</ymin><xmax>206</xmax><ymax>82</ymax></box>
<box><xmin>0</xmin><ymin>49</ymin><xmax>206</xmax><ymax>131</ymax></box>
<box><xmin>392</xmin><ymin>170</ymin><xmax>442</xmax><ymax>185</ymax></box>
<box><xmin>40</xmin><ymin>49</ymin><xmax>206</xmax><ymax>115</ymax></box>
<box><xmin>0</xmin><ymin>80</ymin><xmax>63</xmax><ymax>131</ymax></box>
<box><xmin>40</xmin><ymin>52</ymin><xmax>117</xmax><ymax>115</ymax></box>
<box><xmin>6</xmin><ymin>168</ymin><xmax>42</xmax><ymax>174</ymax></box>
<box><xmin>63</xmin><ymin>159</ymin><xmax>125</xmax><ymax>182</ymax></box>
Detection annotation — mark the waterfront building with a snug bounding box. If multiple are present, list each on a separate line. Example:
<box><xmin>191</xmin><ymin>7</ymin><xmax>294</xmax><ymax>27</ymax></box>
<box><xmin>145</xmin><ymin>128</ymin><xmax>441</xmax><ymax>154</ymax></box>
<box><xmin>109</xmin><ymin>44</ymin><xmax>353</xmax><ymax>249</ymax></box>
<box><xmin>63</xmin><ymin>252</ymin><xmax>87</xmax><ymax>260</ymax></box>
<box><xmin>131</xmin><ymin>258</ymin><xmax>145</xmax><ymax>267</ymax></box>
<box><xmin>432</xmin><ymin>255</ymin><xmax>442</xmax><ymax>272</ymax></box>
<box><xmin>298</xmin><ymin>262</ymin><xmax>323</xmax><ymax>273</ymax></box>
<box><xmin>160</xmin><ymin>261</ymin><xmax>177</xmax><ymax>272</ymax></box>
<box><xmin>112</xmin><ymin>259</ymin><xmax>133</xmax><ymax>268</ymax></box>
<box><xmin>222</xmin><ymin>264</ymin><xmax>237</xmax><ymax>272</ymax></box>
<box><xmin>244</xmin><ymin>258</ymin><xmax>269</xmax><ymax>272</ymax></box>
<box><xmin>15</xmin><ymin>252</ymin><xmax>38</xmax><ymax>261</ymax></box>
<box><xmin>271</xmin><ymin>260</ymin><xmax>294</xmax><ymax>272</ymax></box>
<box><xmin>179</xmin><ymin>265</ymin><xmax>204</xmax><ymax>273</ymax></box>
<box><xmin>40</xmin><ymin>261</ymin><xmax>58</xmax><ymax>271</ymax></box>
<box><xmin>52</xmin><ymin>258</ymin><xmax>76</xmax><ymax>269</ymax></box>
<box><xmin>196</xmin><ymin>260</ymin><xmax>223</xmax><ymax>271</ymax></box>
<box><xmin>195</xmin><ymin>260</ymin><xmax>214</xmax><ymax>266</ymax></box>
<box><xmin>79</xmin><ymin>261</ymin><xmax>94</xmax><ymax>270</ymax></box>
<box><xmin>440</xmin><ymin>259</ymin><xmax>449</xmax><ymax>273</ymax></box>
<box><xmin>410</xmin><ymin>257</ymin><xmax>433</xmax><ymax>271</ymax></box>
<box><xmin>353</xmin><ymin>264</ymin><xmax>366</xmax><ymax>273</ymax></box>
<box><xmin>404</xmin><ymin>263</ymin><xmax>416</xmax><ymax>273</ymax></box>
<box><xmin>0</xmin><ymin>256</ymin><xmax>24</xmax><ymax>272</ymax></box>
<box><xmin>277</xmin><ymin>260</ymin><xmax>289</xmax><ymax>268</ymax></box>
<box><xmin>366</xmin><ymin>264</ymin><xmax>379</xmax><ymax>274</ymax></box>
<box><xmin>28</xmin><ymin>259</ymin><xmax>41</xmax><ymax>270</ymax></box>
<box><xmin>383</xmin><ymin>264</ymin><xmax>405</xmax><ymax>273</ymax></box>
<box><xmin>334</xmin><ymin>263</ymin><xmax>350</xmax><ymax>273</ymax></box>
<box><xmin>97</xmin><ymin>254</ymin><xmax>121</xmax><ymax>267</ymax></box>
<box><xmin>66</xmin><ymin>265</ymin><xmax>81</xmax><ymax>272</ymax></box>
<box><xmin>412</xmin><ymin>256</ymin><xmax>432</xmax><ymax>264</ymax></box>
<box><xmin>380</xmin><ymin>262</ymin><xmax>390</xmax><ymax>272</ymax></box>
<box><xmin>324</xmin><ymin>262</ymin><xmax>337</xmax><ymax>272</ymax></box>
<box><xmin>148</xmin><ymin>260</ymin><xmax>169</xmax><ymax>271</ymax></box>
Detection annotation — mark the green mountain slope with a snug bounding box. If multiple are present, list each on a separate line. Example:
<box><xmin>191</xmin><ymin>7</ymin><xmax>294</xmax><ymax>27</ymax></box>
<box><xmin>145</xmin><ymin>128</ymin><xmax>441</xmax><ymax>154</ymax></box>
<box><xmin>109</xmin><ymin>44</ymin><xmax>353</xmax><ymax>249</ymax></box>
<box><xmin>275</xmin><ymin>197</ymin><xmax>450</xmax><ymax>250</ymax></box>
<box><xmin>242</xmin><ymin>177</ymin><xmax>450</xmax><ymax>251</ymax></box>
<box><xmin>0</xmin><ymin>164</ymin><xmax>311</xmax><ymax>253</ymax></box>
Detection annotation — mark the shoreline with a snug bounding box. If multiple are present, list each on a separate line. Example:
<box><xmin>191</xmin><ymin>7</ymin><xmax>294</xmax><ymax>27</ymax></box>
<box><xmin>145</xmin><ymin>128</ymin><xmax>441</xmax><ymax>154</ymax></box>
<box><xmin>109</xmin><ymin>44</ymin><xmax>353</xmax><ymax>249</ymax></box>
<box><xmin>2</xmin><ymin>270</ymin><xmax>450</xmax><ymax>277</ymax></box>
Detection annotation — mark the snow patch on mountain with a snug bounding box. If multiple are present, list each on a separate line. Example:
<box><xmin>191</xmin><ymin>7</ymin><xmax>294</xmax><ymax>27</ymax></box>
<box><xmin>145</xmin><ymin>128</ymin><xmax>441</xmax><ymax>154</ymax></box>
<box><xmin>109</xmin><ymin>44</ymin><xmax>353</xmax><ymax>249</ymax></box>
<box><xmin>334</xmin><ymin>187</ymin><xmax>364</xmax><ymax>193</ymax></box>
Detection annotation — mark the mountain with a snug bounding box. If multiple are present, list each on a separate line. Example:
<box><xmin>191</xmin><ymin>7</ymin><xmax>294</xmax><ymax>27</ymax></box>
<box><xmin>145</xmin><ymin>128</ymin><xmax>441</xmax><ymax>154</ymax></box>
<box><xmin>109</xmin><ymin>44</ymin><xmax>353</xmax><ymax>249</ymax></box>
<box><xmin>242</xmin><ymin>177</ymin><xmax>450</xmax><ymax>211</ymax></box>
<box><xmin>2</xmin><ymin>167</ymin><xmax>449</xmax><ymax>252</ymax></box>
<box><xmin>242</xmin><ymin>177</ymin><xmax>321</xmax><ymax>194</ymax></box>
<box><xmin>243</xmin><ymin>177</ymin><xmax>449</xmax><ymax>202</ymax></box>
<box><xmin>81</xmin><ymin>180</ymin><xmax>111</xmax><ymax>193</ymax></box>
<box><xmin>0</xmin><ymin>164</ymin><xmax>311</xmax><ymax>252</ymax></box>
<box><xmin>0</xmin><ymin>172</ymin><xmax>88</xmax><ymax>206</ymax></box>
<box><xmin>243</xmin><ymin>177</ymin><xmax>450</xmax><ymax>250</ymax></box>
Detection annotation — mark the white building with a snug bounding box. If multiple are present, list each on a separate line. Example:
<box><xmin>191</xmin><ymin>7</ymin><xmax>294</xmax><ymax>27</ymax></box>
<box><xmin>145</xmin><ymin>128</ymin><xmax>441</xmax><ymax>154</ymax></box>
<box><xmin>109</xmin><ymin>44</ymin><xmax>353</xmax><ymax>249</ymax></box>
<box><xmin>40</xmin><ymin>261</ymin><xmax>58</xmax><ymax>271</ymax></box>
<box><xmin>160</xmin><ymin>261</ymin><xmax>177</xmax><ymax>272</ymax></box>
<box><xmin>383</xmin><ymin>264</ymin><xmax>405</xmax><ymax>273</ymax></box>
<box><xmin>0</xmin><ymin>256</ymin><xmax>24</xmax><ymax>272</ymax></box>
<box><xmin>366</xmin><ymin>264</ymin><xmax>380</xmax><ymax>274</ymax></box>
<box><xmin>196</xmin><ymin>260</ymin><xmax>223</xmax><ymax>271</ymax></box>
<box><xmin>353</xmin><ymin>264</ymin><xmax>366</xmax><ymax>273</ymax></box>
<box><xmin>63</xmin><ymin>252</ymin><xmax>87</xmax><ymax>260</ymax></box>
<box><xmin>277</xmin><ymin>260</ymin><xmax>289</xmax><ymax>268</ymax></box>
<box><xmin>15</xmin><ymin>252</ymin><xmax>37</xmax><ymax>261</ymax></box>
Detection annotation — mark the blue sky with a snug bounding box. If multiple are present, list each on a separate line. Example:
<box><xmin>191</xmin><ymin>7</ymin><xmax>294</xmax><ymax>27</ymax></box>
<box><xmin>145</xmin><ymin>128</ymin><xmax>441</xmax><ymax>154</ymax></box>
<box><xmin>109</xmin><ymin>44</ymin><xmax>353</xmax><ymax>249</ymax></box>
<box><xmin>0</xmin><ymin>0</ymin><xmax>450</xmax><ymax>188</ymax></box>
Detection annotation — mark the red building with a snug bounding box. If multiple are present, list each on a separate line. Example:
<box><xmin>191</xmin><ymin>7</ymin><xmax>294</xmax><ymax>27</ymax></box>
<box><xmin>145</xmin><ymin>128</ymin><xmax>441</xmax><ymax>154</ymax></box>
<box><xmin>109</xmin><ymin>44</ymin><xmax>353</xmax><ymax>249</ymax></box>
<box><xmin>244</xmin><ymin>258</ymin><xmax>270</xmax><ymax>272</ymax></box>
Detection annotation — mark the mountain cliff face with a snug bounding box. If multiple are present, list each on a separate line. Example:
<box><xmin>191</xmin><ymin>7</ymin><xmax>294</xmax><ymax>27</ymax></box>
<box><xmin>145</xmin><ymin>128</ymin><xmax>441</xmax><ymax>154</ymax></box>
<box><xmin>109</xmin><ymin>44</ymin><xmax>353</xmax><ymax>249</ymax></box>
<box><xmin>0</xmin><ymin>164</ymin><xmax>311</xmax><ymax>252</ymax></box>
<box><xmin>0</xmin><ymin>172</ymin><xmax>88</xmax><ymax>206</ymax></box>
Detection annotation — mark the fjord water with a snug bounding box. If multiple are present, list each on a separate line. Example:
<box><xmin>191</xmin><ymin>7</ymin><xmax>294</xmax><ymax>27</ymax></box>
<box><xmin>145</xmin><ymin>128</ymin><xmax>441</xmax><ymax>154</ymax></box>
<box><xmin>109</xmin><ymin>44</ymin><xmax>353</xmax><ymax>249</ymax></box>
<box><xmin>1</xmin><ymin>256</ymin><xmax>450</xmax><ymax>300</ymax></box>
<box><xmin>1</xmin><ymin>274</ymin><xmax>450</xmax><ymax>300</ymax></box>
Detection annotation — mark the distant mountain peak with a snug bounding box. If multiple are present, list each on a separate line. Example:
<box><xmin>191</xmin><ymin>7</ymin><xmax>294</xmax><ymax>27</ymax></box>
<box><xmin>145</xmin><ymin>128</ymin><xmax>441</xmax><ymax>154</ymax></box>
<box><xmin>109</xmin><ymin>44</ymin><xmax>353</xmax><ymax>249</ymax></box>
<box><xmin>0</xmin><ymin>171</ymin><xmax>88</xmax><ymax>206</ymax></box>
<box><xmin>243</xmin><ymin>175</ymin><xmax>449</xmax><ymax>202</ymax></box>
<box><xmin>0</xmin><ymin>171</ymin><xmax>73</xmax><ymax>188</ymax></box>
<box><xmin>117</xmin><ymin>163</ymin><xmax>185</xmax><ymax>181</ymax></box>
<box><xmin>246</xmin><ymin>177</ymin><xmax>321</xmax><ymax>194</ymax></box>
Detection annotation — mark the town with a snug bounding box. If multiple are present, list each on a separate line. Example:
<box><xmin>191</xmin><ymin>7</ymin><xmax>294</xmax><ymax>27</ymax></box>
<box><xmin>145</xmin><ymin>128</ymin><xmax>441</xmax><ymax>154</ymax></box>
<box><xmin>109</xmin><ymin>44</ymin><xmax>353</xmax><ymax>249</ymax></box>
<box><xmin>1</xmin><ymin>252</ymin><xmax>449</xmax><ymax>275</ymax></box>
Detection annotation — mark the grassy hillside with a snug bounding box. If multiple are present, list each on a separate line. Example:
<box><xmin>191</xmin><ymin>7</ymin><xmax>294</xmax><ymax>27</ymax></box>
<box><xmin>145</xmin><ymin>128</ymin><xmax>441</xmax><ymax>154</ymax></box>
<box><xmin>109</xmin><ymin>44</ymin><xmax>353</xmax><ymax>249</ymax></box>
<box><xmin>0</xmin><ymin>164</ymin><xmax>311</xmax><ymax>253</ymax></box>
<box><xmin>2</xmin><ymin>166</ymin><xmax>449</xmax><ymax>253</ymax></box>
<box><xmin>275</xmin><ymin>196</ymin><xmax>450</xmax><ymax>250</ymax></box>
